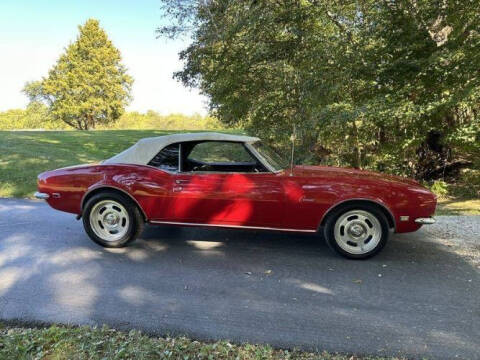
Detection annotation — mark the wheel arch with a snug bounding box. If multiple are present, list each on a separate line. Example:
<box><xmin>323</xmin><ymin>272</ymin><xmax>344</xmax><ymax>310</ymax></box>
<box><xmin>319</xmin><ymin>199</ymin><xmax>395</xmax><ymax>231</ymax></box>
<box><xmin>81</xmin><ymin>186</ymin><xmax>148</xmax><ymax>221</ymax></box>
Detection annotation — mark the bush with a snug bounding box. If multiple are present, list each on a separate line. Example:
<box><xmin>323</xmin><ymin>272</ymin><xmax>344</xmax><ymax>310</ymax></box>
<box><xmin>448</xmin><ymin>169</ymin><xmax>480</xmax><ymax>198</ymax></box>
<box><xmin>429</xmin><ymin>180</ymin><xmax>449</xmax><ymax>198</ymax></box>
<box><xmin>0</xmin><ymin>103</ymin><xmax>67</xmax><ymax>130</ymax></box>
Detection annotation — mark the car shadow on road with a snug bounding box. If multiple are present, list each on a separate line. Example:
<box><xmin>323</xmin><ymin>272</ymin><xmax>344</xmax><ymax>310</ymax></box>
<box><xmin>1</xmin><ymin>220</ymin><xmax>479</xmax><ymax>359</ymax></box>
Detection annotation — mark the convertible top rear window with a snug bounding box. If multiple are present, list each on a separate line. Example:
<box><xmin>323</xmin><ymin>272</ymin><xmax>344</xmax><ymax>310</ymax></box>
<box><xmin>148</xmin><ymin>143</ymin><xmax>179</xmax><ymax>172</ymax></box>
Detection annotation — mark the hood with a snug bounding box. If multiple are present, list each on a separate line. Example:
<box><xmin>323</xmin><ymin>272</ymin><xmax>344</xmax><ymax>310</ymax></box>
<box><xmin>292</xmin><ymin>165</ymin><xmax>421</xmax><ymax>187</ymax></box>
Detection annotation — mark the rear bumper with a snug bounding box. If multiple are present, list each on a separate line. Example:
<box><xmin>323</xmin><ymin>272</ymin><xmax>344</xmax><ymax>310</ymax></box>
<box><xmin>34</xmin><ymin>192</ymin><xmax>50</xmax><ymax>200</ymax></box>
<box><xmin>414</xmin><ymin>217</ymin><xmax>436</xmax><ymax>225</ymax></box>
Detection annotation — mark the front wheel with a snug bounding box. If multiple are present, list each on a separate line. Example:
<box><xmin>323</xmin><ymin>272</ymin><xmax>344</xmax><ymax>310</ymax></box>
<box><xmin>83</xmin><ymin>191</ymin><xmax>144</xmax><ymax>248</ymax></box>
<box><xmin>323</xmin><ymin>204</ymin><xmax>389</xmax><ymax>259</ymax></box>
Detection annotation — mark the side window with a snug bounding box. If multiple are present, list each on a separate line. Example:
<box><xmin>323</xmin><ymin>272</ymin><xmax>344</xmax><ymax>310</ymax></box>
<box><xmin>148</xmin><ymin>143</ymin><xmax>179</xmax><ymax>172</ymax></box>
<box><xmin>188</xmin><ymin>142</ymin><xmax>254</xmax><ymax>163</ymax></box>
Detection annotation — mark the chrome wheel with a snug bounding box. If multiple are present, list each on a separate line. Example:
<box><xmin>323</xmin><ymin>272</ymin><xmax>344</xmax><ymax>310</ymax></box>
<box><xmin>333</xmin><ymin>210</ymin><xmax>382</xmax><ymax>255</ymax></box>
<box><xmin>89</xmin><ymin>200</ymin><xmax>130</xmax><ymax>242</ymax></box>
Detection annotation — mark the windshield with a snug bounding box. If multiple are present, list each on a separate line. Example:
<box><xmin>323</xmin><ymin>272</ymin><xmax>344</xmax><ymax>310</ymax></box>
<box><xmin>251</xmin><ymin>141</ymin><xmax>289</xmax><ymax>172</ymax></box>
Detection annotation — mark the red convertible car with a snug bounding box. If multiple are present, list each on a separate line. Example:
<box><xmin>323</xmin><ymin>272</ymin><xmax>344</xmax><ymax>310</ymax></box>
<box><xmin>35</xmin><ymin>132</ymin><xmax>436</xmax><ymax>259</ymax></box>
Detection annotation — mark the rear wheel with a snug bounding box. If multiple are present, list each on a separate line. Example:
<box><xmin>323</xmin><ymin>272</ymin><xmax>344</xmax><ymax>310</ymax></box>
<box><xmin>83</xmin><ymin>191</ymin><xmax>144</xmax><ymax>248</ymax></box>
<box><xmin>323</xmin><ymin>204</ymin><xmax>389</xmax><ymax>259</ymax></box>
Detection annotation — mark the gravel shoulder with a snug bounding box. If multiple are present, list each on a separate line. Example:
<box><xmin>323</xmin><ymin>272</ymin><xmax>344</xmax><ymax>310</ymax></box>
<box><xmin>422</xmin><ymin>216</ymin><xmax>480</xmax><ymax>265</ymax></box>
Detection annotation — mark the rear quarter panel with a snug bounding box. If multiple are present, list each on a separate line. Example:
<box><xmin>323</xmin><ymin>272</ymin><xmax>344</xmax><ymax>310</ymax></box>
<box><xmin>37</xmin><ymin>164</ymin><xmax>172</xmax><ymax>218</ymax></box>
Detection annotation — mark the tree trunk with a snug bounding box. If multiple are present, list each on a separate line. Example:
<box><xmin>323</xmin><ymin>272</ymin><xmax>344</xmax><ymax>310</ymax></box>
<box><xmin>75</xmin><ymin>119</ymin><xmax>84</xmax><ymax>130</ymax></box>
<box><xmin>87</xmin><ymin>114</ymin><xmax>95</xmax><ymax>130</ymax></box>
<box><xmin>351</xmin><ymin>120</ymin><xmax>361</xmax><ymax>169</ymax></box>
<box><xmin>415</xmin><ymin>129</ymin><xmax>453</xmax><ymax>180</ymax></box>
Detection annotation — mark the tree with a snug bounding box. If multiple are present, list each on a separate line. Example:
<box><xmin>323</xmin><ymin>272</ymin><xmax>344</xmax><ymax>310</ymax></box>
<box><xmin>158</xmin><ymin>0</ymin><xmax>480</xmax><ymax>180</ymax></box>
<box><xmin>24</xmin><ymin>19</ymin><xmax>133</xmax><ymax>130</ymax></box>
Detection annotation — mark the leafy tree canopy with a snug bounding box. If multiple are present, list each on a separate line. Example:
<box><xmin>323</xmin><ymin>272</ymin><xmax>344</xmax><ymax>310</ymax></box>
<box><xmin>158</xmin><ymin>0</ymin><xmax>480</xmax><ymax>180</ymax></box>
<box><xmin>24</xmin><ymin>19</ymin><xmax>133</xmax><ymax>130</ymax></box>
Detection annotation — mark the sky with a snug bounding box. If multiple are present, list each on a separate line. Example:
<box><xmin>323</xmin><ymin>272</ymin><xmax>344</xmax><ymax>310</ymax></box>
<box><xmin>0</xmin><ymin>0</ymin><xmax>207</xmax><ymax>115</ymax></box>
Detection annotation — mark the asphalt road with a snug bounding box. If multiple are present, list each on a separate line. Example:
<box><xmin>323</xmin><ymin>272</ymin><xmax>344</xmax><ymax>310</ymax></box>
<box><xmin>0</xmin><ymin>198</ymin><xmax>479</xmax><ymax>359</ymax></box>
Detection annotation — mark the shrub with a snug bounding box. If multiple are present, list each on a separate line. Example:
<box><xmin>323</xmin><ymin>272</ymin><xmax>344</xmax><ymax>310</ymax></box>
<box><xmin>429</xmin><ymin>180</ymin><xmax>449</xmax><ymax>198</ymax></box>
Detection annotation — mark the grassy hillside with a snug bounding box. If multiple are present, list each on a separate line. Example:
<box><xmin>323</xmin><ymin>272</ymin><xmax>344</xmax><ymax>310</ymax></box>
<box><xmin>0</xmin><ymin>130</ymin><xmax>187</xmax><ymax>197</ymax></box>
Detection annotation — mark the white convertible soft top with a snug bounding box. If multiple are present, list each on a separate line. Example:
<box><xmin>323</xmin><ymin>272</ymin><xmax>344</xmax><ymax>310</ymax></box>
<box><xmin>103</xmin><ymin>132</ymin><xmax>260</xmax><ymax>165</ymax></box>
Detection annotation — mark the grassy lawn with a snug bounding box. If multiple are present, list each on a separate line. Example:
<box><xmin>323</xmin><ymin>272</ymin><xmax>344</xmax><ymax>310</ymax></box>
<box><xmin>436</xmin><ymin>198</ymin><xmax>480</xmax><ymax>215</ymax></box>
<box><xmin>0</xmin><ymin>323</ymin><xmax>404</xmax><ymax>360</ymax></box>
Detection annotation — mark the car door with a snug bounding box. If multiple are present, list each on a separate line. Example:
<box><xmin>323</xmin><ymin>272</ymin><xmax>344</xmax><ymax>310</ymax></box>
<box><xmin>165</xmin><ymin>141</ymin><xmax>285</xmax><ymax>227</ymax></box>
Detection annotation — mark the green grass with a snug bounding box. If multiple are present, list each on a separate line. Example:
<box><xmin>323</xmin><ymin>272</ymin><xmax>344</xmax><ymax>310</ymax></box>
<box><xmin>0</xmin><ymin>323</ymin><xmax>404</xmax><ymax>360</ymax></box>
<box><xmin>436</xmin><ymin>198</ymin><xmax>480</xmax><ymax>215</ymax></box>
<box><xmin>0</xmin><ymin>130</ymin><xmax>243</xmax><ymax>198</ymax></box>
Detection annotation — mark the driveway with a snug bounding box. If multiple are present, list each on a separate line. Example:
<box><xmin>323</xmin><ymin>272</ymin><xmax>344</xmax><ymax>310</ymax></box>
<box><xmin>0</xmin><ymin>198</ymin><xmax>478</xmax><ymax>359</ymax></box>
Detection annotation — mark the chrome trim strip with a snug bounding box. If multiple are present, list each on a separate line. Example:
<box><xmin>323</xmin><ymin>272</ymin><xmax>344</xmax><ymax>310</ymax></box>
<box><xmin>34</xmin><ymin>192</ymin><xmax>49</xmax><ymax>200</ymax></box>
<box><xmin>149</xmin><ymin>220</ymin><xmax>316</xmax><ymax>233</ymax></box>
<box><xmin>80</xmin><ymin>185</ymin><xmax>148</xmax><ymax>221</ymax></box>
<box><xmin>415</xmin><ymin>217</ymin><xmax>436</xmax><ymax>224</ymax></box>
<box><xmin>319</xmin><ymin>198</ymin><xmax>397</xmax><ymax>230</ymax></box>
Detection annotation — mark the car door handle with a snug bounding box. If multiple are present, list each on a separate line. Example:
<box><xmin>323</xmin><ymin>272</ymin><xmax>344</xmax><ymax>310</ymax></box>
<box><xmin>175</xmin><ymin>179</ymin><xmax>189</xmax><ymax>184</ymax></box>
<box><xmin>173</xmin><ymin>186</ymin><xmax>183</xmax><ymax>192</ymax></box>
